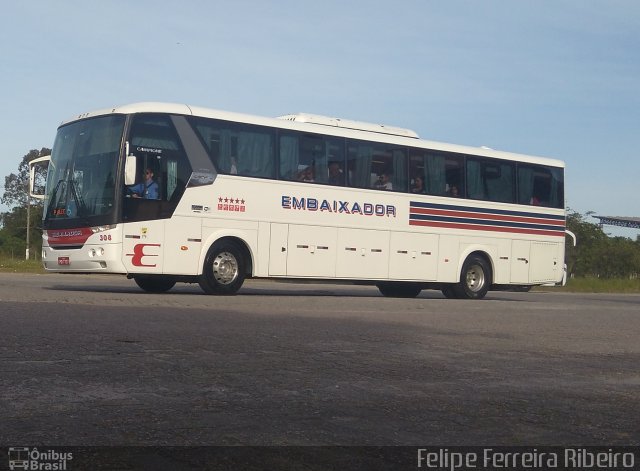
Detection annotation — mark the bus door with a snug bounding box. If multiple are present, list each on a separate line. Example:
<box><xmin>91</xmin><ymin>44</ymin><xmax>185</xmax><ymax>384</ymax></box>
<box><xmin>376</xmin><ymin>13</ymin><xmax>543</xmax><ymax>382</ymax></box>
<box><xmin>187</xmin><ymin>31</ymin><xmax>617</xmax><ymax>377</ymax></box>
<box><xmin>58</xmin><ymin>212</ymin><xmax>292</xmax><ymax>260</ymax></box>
<box><xmin>268</xmin><ymin>223</ymin><xmax>338</xmax><ymax>278</ymax></box>
<box><xmin>121</xmin><ymin>113</ymin><xmax>196</xmax><ymax>275</ymax></box>
<box><xmin>286</xmin><ymin>224</ymin><xmax>338</xmax><ymax>278</ymax></box>
<box><xmin>268</xmin><ymin>223</ymin><xmax>288</xmax><ymax>276</ymax></box>
<box><xmin>530</xmin><ymin>241</ymin><xmax>561</xmax><ymax>283</ymax></box>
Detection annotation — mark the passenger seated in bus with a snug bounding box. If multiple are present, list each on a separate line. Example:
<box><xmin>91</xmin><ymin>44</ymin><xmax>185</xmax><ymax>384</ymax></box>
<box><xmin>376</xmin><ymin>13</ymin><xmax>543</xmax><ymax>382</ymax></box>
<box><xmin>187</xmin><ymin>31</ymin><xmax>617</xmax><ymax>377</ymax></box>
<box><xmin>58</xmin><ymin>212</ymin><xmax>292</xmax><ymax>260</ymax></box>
<box><xmin>127</xmin><ymin>168</ymin><xmax>159</xmax><ymax>199</ymax></box>
<box><xmin>411</xmin><ymin>175</ymin><xmax>425</xmax><ymax>194</ymax></box>
<box><xmin>374</xmin><ymin>172</ymin><xmax>393</xmax><ymax>190</ymax></box>
<box><xmin>327</xmin><ymin>161</ymin><xmax>344</xmax><ymax>185</ymax></box>
<box><xmin>447</xmin><ymin>184</ymin><xmax>460</xmax><ymax>197</ymax></box>
<box><xmin>297</xmin><ymin>166</ymin><xmax>315</xmax><ymax>182</ymax></box>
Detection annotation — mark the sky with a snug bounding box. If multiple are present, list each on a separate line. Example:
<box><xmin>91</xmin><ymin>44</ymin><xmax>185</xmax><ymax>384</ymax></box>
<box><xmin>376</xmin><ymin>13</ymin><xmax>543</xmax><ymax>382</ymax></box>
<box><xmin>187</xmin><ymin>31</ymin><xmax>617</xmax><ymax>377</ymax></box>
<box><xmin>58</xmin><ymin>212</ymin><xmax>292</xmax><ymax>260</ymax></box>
<box><xmin>1</xmin><ymin>0</ymin><xmax>638</xmax><ymax>237</ymax></box>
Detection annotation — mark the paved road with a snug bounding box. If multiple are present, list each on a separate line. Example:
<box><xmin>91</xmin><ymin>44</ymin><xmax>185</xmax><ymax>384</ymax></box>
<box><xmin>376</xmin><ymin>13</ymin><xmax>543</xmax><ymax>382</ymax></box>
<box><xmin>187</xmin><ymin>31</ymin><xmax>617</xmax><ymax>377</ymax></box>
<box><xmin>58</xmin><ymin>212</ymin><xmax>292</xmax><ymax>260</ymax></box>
<box><xmin>1</xmin><ymin>273</ymin><xmax>639</xmax><ymax>446</ymax></box>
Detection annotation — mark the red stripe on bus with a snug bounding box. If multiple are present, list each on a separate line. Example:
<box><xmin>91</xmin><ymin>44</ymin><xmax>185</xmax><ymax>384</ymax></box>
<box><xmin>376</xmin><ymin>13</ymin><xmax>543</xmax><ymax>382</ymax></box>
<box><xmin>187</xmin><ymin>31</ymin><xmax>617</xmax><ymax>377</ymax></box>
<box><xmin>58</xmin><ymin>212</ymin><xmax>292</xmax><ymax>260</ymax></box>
<box><xmin>45</xmin><ymin>227</ymin><xmax>94</xmax><ymax>246</ymax></box>
<box><xmin>409</xmin><ymin>207</ymin><xmax>565</xmax><ymax>226</ymax></box>
<box><xmin>409</xmin><ymin>220</ymin><xmax>565</xmax><ymax>237</ymax></box>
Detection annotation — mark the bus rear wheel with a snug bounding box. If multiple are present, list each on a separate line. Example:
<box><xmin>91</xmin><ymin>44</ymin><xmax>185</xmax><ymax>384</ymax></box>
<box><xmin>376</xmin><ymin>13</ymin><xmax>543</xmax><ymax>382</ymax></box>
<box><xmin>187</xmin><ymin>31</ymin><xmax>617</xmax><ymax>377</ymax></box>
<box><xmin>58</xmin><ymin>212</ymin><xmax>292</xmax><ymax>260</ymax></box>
<box><xmin>134</xmin><ymin>276</ymin><xmax>176</xmax><ymax>293</ymax></box>
<box><xmin>199</xmin><ymin>241</ymin><xmax>245</xmax><ymax>295</ymax></box>
<box><xmin>453</xmin><ymin>255</ymin><xmax>492</xmax><ymax>300</ymax></box>
<box><xmin>376</xmin><ymin>282</ymin><xmax>422</xmax><ymax>298</ymax></box>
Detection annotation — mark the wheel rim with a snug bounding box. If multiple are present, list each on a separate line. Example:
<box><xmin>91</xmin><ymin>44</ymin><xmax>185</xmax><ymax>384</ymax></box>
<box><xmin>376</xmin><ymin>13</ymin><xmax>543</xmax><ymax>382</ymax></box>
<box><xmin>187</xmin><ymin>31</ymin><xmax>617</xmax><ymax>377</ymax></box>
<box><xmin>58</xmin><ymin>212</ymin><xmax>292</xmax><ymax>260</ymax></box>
<box><xmin>465</xmin><ymin>264</ymin><xmax>486</xmax><ymax>292</ymax></box>
<box><xmin>212</xmin><ymin>251</ymin><xmax>239</xmax><ymax>285</ymax></box>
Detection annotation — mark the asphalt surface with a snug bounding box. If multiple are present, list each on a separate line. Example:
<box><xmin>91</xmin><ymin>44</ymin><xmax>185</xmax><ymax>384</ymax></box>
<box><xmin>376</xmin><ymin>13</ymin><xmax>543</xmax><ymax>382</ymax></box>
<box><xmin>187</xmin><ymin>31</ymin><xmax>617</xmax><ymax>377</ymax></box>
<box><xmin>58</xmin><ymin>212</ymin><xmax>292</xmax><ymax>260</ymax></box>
<box><xmin>1</xmin><ymin>273</ymin><xmax>639</xmax><ymax>447</ymax></box>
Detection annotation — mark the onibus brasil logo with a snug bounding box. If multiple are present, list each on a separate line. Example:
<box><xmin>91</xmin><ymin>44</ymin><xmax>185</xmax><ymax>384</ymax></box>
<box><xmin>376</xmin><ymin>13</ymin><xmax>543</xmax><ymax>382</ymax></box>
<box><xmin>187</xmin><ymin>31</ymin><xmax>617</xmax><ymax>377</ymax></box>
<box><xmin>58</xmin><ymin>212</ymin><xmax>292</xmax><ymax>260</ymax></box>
<box><xmin>7</xmin><ymin>447</ymin><xmax>73</xmax><ymax>470</ymax></box>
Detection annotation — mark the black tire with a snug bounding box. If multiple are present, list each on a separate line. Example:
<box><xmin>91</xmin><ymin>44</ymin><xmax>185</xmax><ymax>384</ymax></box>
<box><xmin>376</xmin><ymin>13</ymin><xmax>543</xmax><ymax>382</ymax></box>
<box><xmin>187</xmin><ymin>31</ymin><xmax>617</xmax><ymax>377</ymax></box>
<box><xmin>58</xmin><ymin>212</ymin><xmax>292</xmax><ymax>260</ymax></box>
<box><xmin>441</xmin><ymin>285</ymin><xmax>458</xmax><ymax>299</ymax></box>
<box><xmin>134</xmin><ymin>276</ymin><xmax>176</xmax><ymax>293</ymax></box>
<box><xmin>452</xmin><ymin>255</ymin><xmax>492</xmax><ymax>300</ymax></box>
<box><xmin>376</xmin><ymin>282</ymin><xmax>422</xmax><ymax>298</ymax></box>
<box><xmin>199</xmin><ymin>241</ymin><xmax>245</xmax><ymax>295</ymax></box>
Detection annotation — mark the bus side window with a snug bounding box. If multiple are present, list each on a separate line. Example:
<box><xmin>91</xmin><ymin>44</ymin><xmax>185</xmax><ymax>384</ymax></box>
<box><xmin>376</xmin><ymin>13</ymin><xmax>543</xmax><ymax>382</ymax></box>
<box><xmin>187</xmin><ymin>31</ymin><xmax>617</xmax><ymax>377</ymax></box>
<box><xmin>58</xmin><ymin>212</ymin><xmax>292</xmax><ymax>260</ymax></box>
<box><xmin>346</xmin><ymin>139</ymin><xmax>407</xmax><ymax>192</ymax></box>
<box><xmin>279</xmin><ymin>133</ymin><xmax>345</xmax><ymax>185</ymax></box>
<box><xmin>518</xmin><ymin>164</ymin><xmax>563</xmax><ymax>208</ymax></box>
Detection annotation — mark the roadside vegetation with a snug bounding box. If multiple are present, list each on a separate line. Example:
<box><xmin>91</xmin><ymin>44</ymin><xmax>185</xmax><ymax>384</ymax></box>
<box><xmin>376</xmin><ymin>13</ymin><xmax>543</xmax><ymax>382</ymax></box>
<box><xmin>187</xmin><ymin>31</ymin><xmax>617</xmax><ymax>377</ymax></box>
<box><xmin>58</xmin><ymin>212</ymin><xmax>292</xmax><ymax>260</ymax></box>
<box><xmin>0</xmin><ymin>257</ymin><xmax>44</xmax><ymax>273</ymax></box>
<box><xmin>537</xmin><ymin>277</ymin><xmax>640</xmax><ymax>293</ymax></box>
<box><xmin>1</xmin><ymin>149</ymin><xmax>639</xmax><ymax>291</ymax></box>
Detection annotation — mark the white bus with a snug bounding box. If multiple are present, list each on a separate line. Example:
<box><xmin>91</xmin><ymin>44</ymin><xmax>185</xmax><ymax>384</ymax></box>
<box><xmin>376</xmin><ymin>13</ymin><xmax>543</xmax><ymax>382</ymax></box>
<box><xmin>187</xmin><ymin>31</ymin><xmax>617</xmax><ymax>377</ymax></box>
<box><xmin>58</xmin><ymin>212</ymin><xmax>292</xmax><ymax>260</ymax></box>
<box><xmin>34</xmin><ymin>102</ymin><xmax>567</xmax><ymax>299</ymax></box>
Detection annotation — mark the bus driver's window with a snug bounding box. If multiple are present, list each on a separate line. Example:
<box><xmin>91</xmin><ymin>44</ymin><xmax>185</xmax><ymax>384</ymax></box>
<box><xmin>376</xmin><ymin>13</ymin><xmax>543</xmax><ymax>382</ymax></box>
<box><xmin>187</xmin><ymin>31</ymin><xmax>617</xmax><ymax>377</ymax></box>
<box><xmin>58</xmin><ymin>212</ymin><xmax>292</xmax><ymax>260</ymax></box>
<box><xmin>123</xmin><ymin>114</ymin><xmax>190</xmax><ymax>221</ymax></box>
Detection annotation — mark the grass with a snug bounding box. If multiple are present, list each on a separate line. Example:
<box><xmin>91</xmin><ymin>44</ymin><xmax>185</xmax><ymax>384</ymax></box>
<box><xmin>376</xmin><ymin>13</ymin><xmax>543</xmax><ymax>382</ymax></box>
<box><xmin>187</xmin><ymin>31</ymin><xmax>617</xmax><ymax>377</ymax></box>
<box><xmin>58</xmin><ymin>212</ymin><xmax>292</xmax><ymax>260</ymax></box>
<box><xmin>0</xmin><ymin>257</ymin><xmax>45</xmax><ymax>273</ymax></box>
<box><xmin>540</xmin><ymin>277</ymin><xmax>640</xmax><ymax>293</ymax></box>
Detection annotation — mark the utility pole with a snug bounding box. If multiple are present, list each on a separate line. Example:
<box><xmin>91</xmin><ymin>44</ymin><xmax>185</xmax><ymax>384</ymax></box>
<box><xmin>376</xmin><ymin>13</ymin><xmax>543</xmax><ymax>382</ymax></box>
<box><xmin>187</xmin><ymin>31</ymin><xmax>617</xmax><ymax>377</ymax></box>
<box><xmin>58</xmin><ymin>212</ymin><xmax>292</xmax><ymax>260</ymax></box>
<box><xmin>26</xmin><ymin>180</ymin><xmax>31</xmax><ymax>260</ymax></box>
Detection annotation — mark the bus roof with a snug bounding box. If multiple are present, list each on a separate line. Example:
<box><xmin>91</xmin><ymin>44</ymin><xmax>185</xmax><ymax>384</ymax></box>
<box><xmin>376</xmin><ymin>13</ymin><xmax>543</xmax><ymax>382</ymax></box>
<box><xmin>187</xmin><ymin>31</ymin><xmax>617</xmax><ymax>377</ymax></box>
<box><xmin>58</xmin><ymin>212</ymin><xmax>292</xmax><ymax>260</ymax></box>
<box><xmin>59</xmin><ymin>102</ymin><xmax>565</xmax><ymax>168</ymax></box>
<box><xmin>276</xmin><ymin>113</ymin><xmax>420</xmax><ymax>139</ymax></box>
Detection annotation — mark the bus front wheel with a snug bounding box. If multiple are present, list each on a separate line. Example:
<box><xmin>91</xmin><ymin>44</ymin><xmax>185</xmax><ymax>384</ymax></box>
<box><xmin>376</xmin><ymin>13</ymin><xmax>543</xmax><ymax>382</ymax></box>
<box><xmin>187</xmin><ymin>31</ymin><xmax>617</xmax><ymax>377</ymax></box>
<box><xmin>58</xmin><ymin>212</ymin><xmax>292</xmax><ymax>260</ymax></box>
<box><xmin>199</xmin><ymin>241</ymin><xmax>245</xmax><ymax>295</ymax></box>
<box><xmin>376</xmin><ymin>282</ymin><xmax>422</xmax><ymax>298</ymax></box>
<box><xmin>453</xmin><ymin>254</ymin><xmax>492</xmax><ymax>300</ymax></box>
<box><xmin>134</xmin><ymin>276</ymin><xmax>176</xmax><ymax>293</ymax></box>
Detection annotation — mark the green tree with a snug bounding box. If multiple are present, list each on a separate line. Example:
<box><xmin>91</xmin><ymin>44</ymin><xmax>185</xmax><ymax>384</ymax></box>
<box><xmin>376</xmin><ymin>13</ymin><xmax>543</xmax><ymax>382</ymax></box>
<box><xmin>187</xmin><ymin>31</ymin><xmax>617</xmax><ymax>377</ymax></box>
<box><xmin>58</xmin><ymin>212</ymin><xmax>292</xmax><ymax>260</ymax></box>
<box><xmin>1</xmin><ymin>148</ymin><xmax>49</xmax><ymax>207</ymax></box>
<box><xmin>0</xmin><ymin>148</ymin><xmax>50</xmax><ymax>258</ymax></box>
<box><xmin>566</xmin><ymin>209</ymin><xmax>640</xmax><ymax>278</ymax></box>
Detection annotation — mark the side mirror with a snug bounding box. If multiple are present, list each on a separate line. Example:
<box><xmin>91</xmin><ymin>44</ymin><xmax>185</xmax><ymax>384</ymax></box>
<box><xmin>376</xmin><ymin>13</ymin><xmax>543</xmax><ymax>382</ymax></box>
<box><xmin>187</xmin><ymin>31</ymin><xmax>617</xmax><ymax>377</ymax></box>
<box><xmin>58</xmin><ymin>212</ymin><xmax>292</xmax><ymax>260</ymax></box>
<box><xmin>29</xmin><ymin>155</ymin><xmax>50</xmax><ymax>200</ymax></box>
<box><xmin>125</xmin><ymin>153</ymin><xmax>137</xmax><ymax>186</ymax></box>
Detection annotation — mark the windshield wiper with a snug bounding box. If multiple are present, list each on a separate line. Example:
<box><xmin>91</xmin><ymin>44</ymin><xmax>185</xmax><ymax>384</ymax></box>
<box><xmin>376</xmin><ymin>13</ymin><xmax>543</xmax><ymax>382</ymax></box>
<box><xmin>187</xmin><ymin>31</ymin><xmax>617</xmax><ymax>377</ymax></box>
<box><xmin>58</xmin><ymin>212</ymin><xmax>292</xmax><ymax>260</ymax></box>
<box><xmin>46</xmin><ymin>179</ymin><xmax>66</xmax><ymax>216</ymax></box>
<box><xmin>70</xmin><ymin>179</ymin><xmax>88</xmax><ymax>217</ymax></box>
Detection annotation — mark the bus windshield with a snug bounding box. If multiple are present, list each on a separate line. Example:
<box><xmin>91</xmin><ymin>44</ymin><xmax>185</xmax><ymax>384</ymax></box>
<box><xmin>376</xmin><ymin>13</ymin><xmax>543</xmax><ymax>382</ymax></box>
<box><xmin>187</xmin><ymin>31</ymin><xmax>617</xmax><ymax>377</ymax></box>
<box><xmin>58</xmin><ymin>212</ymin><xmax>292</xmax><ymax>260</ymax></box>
<box><xmin>44</xmin><ymin>115</ymin><xmax>125</xmax><ymax>225</ymax></box>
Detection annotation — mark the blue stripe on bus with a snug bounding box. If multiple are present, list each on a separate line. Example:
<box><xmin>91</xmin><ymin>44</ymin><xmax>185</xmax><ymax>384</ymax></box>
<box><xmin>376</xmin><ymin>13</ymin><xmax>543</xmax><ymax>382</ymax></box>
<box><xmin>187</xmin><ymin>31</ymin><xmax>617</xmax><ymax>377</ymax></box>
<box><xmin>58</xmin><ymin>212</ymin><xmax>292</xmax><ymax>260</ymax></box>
<box><xmin>409</xmin><ymin>201</ymin><xmax>566</xmax><ymax>220</ymax></box>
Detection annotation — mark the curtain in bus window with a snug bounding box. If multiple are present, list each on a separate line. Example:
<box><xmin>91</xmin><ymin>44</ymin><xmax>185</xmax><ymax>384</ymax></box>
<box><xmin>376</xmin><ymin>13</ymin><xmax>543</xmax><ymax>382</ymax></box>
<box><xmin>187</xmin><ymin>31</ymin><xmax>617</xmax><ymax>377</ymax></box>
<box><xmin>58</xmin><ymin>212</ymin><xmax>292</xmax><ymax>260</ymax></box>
<box><xmin>549</xmin><ymin>167</ymin><xmax>563</xmax><ymax>208</ymax></box>
<box><xmin>518</xmin><ymin>166</ymin><xmax>535</xmax><ymax>205</ymax></box>
<box><xmin>237</xmin><ymin>131</ymin><xmax>273</xmax><ymax>177</ymax></box>
<box><xmin>425</xmin><ymin>154</ymin><xmax>446</xmax><ymax>195</ymax></box>
<box><xmin>279</xmin><ymin>135</ymin><xmax>299</xmax><ymax>180</ymax></box>
<box><xmin>391</xmin><ymin>149</ymin><xmax>407</xmax><ymax>191</ymax></box>
<box><xmin>166</xmin><ymin>160</ymin><xmax>178</xmax><ymax>199</ymax></box>
<box><xmin>467</xmin><ymin>159</ymin><xmax>484</xmax><ymax>200</ymax></box>
<box><xmin>216</xmin><ymin>129</ymin><xmax>234</xmax><ymax>173</ymax></box>
<box><xmin>353</xmin><ymin>144</ymin><xmax>373</xmax><ymax>188</ymax></box>
<box><xmin>313</xmin><ymin>144</ymin><xmax>329</xmax><ymax>184</ymax></box>
<box><xmin>487</xmin><ymin>163</ymin><xmax>514</xmax><ymax>203</ymax></box>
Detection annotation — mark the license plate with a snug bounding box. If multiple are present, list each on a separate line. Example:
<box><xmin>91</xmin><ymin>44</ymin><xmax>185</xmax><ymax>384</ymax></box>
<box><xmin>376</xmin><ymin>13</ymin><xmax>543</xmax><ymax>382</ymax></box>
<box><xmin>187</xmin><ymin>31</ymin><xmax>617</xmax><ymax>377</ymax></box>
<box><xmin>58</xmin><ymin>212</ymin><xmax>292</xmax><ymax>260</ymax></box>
<box><xmin>58</xmin><ymin>257</ymin><xmax>70</xmax><ymax>266</ymax></box>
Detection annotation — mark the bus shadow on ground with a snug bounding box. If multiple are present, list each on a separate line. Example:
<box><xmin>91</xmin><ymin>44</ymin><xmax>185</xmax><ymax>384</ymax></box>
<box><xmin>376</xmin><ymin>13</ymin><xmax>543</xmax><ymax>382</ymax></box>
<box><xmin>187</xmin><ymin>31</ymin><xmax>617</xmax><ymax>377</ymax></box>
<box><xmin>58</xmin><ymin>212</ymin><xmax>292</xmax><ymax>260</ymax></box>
<box><xmin>45</xmin><ymin>282</ymin><xmax>534</xmax><ymax>301</ymax></box>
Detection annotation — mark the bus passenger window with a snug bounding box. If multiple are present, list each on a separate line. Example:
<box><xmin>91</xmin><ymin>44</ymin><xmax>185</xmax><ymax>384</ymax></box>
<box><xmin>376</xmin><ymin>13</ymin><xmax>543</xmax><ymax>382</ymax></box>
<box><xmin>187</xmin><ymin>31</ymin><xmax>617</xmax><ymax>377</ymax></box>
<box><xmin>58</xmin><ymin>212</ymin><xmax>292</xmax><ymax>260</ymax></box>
<box><xmin>189</xmin><ymin>117</ymin><xmax>274</xmax><ymax>178</ymax></box>
<box><xmin>346</xmin><ymin>139</ymin><xmax>406</xmax><ymax>191</ymax></box>
<box><xmin>280</xmin><ymin>132</ymin><xmax>341</xmax><ymax>184</ymax></box>
<box><xmin>410</xmin><ymin>151</ymin><xmax>446</xmax><ymax>196</ymax></box>
<box><xmin>518</xmin><ymin>164</ymin><xmax>563</xmax><ymax>208</ymax></box>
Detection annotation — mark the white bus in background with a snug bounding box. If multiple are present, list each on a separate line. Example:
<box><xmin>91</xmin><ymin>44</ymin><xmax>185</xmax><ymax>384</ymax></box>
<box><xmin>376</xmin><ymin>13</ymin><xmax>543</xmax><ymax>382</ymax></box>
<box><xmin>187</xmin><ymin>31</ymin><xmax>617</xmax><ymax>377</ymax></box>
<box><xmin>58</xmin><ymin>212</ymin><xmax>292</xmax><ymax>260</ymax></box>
<box><xmin>31</xmin><ymin>102</ymin><xmax>567</xmax><ymax>299</ymax></box>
